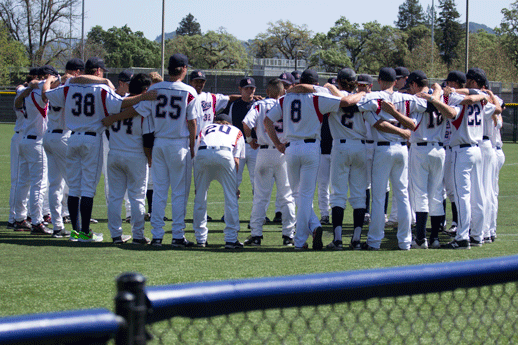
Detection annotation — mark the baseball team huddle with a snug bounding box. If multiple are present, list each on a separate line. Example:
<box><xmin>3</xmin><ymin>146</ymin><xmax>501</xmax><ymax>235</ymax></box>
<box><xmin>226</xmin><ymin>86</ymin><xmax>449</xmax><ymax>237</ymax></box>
<box><xmin>8</xmin><ymin>52</ymin><xmax>505</xmax><ymax>250</ymax></box>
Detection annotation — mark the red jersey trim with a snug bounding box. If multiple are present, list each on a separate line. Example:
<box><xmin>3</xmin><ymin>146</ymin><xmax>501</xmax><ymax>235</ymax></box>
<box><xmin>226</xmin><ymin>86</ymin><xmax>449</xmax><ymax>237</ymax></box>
<box><xmin>452</xmin><ymin>105</ymin><xmax>465</xmax><ymax>130</ymax></box>
<box><xmin>101</xmin><ymin>89</ymin><xmax>109</xmax><ymax>117</ymax></box>
<box><xmin>188</xmin><ymin>92</ymin><xmax>195</xmax><ymax>104</ymax></box>
<box><xmin>313</xmin><ymin>96</ymin><xmax>324</xmax><ymax>123</ymax></box>
<box><xmin>376</xmin><ymin>99</ymin><xmax>382</xmax><ymax>115</ymax></box>
<box><xmin>31</xmin><ymin>92</ymin><xmax>47</xmax><ymax>118</ymax></box>
<box><xmin>211</xmin><ymin>94</ymin><xmax>217</xmax><ymax>114</ymax></box>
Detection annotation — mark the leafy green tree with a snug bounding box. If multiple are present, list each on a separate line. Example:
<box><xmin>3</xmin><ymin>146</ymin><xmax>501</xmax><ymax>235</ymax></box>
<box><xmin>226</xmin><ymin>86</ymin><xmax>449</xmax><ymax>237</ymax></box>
<box><xmin>395</xmin><ymin>0</ymin><xmax>425</xmax><ymax>30</ymax></box>
<box><xmin>87</xmin><ymin>25</ymin><xmax>160</xmax><ymax>68</ymax></box>
<box><xmin>308</xmin><ymin>33</ymin><xmax>352</xmax><ymax>72</ymax></box>
<box><xmin>247</xmin><ymin>37</ymin><xmax>278</xmax><ymax>58</ymax></box>
<box><xmin>436</xmin><ymin>0</ymin><xmax>463</xmax><ymax>69</ymax></box>
<box><xmin>403</xmin><ymin>36</ymin><xmax>448</xmax><ymax>79</ymax></box>
<box><xmin>256</xmin><ymin>20</ymin><xmax>314</xmax><ymax>61</ymax></box>
<box><xmin>176</xmin><ymin>13</ymin><xmax>202</xmax><ymax>36</ymax></box>
<box><xmin>0</xmin><ymin>23</ymin><xmax>29</xmax><ymax>84</ymax></box>
<box><xmin>496</xmin><ymin>0</ymin><xmax>518</xmax><ymax>70</ymax></box>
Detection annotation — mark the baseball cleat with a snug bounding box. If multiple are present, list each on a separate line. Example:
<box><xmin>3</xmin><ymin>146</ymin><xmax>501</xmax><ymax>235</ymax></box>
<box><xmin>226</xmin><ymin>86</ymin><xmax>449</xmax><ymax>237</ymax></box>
<box><xmin>171</xmin><ymin>238</ymin><xmax>194</xmax><ymax>248</ymax></box>
<box><xmin>469</xmin><ymin>236</ymin><xmax>484</xmax><ymax>247</ymax></box>
<box><xmin>363</xmin><ymin>213</ymin><xmax>371</xmax><ymax>224</ymax></box>
<box><xmin>349</xmin><ymin>240</ymin><xmax>362</xmax><ymax>250</ymax></box>
<box><xmin>52</xmin><ymin>229</ymin><xmax>71</xmax><ymax>238</ymax></box>
<box><xmin>312</xmin><ymin>227</ymin><xmax>323</xmax><ymax>250</ymax></box>
<box><xmin>385</xmin><ymin>220</ymin><xmax>398</xmax><ymax>228</ymax></box>
<box><xmin>294</xmin><ymin>243</ymin><xmax>309</xmax><ymax>250</ymax></box>
<box><xmin>150</xmin><ymin>238</ymin><xmax>162</xmax><ymax>247</ymax></box>
<box><xmin>124</xmin><ymin>216</ymin><xmax>131</xmax><ymax>223</ymax></box>
<box><xmin>89</xmin><ymin>218</ymin><xmax>99</xmax><ymax>224</ymax></box>
<box><xmin>273</xmin><ymin>212</ymin><xmax>282</xmax><ymax>223</ymax></box>
<box><xmin>14</xmin><ymin>219</ymin><xmax>32</xmax><ymax>231</ymax></box>
<box><xmin>30</xmin><ymin>223</ymin><xmax>52</xmax><ymax>235</ymax></box>
<box><xmin>144</xmin><ymin>213</ymin><xmax>151</xmax><ymax>221</ymax></box>
<box><xmin>320</xmin><ymin>216</ymin><xmax>330</xmax><ymax>225</ymax></box>
<box><xmin>112</xmin><ymin>235</ymin><xmax>132</xmax><ymax>244</ymax></box>
<box><xmin>444</xmin><ymin>225</ymin><xmax>457</xmax><ymax>237</ymax></box>
<box><xmin>225</xmin><ymin>241</ymin><xmax>244</xmax><ymax>249</ymax></box>
<box><xmin>430</xmin><ymin>239</ymin><xmax>441</xmax><ymax>249</ymax></box>
<box><xmin>132</xmin><ymin>237</ymin><xmax>151</xmax><ymax>245</ymax></box>
<box><xmin>361</xmin><ymin>242</ymin><xmax>380</xmax><ymax>251</ymax></box>
<box><xmin>243</xmin><ymin>235</ymin><xmax>262</xmax><ymax>246</ymax></box>
<box><xmin>6</xmin><ymin>222</ymin><xmax>15</xmax><ymax>230</ymax></box>
<box><xmin>483</xmin><ymin>237</ymin><xmax>493</xmax><ymax>243</ymax></box>
<box><xmin>196</xmin><ymin>241</ymin><xmax>208</xmax><ymax>247</ymax></box>
<box><xmin>326</xmin><ymin>240</ymin><xmax>343</xmax><ymax>250</ymax></box>
<box><xmin>77</xmin><ymin>231</ymin><xmax>103</xmax><ymax>242</ymax></box>
<box><xmin>411</xmin><ymin>238</ymin><xmax>428</xmax><ymax>249</ymax></box>
<box><xmin>62</xmin><ymin>216</ymin><xmax>71</xmax><ymax>224</ymax></box>
<box><xmin>282</xmin><ymin>235</ymin><xmax>294</xmax><ymax>246</ymax></box>
<box><xmin>43</xmin><ymin>214</ymin><xmax>51</xmax><ymax>225</ymax></box>
<box><xmin>69</xmin><ymin>230</ymin><xmax>80</xmax><ymax>241</ymax></box>
<box><xmin>441</xmin><ymin>239</ymin><xmax>470</xmax><ymax>249</ymax></box>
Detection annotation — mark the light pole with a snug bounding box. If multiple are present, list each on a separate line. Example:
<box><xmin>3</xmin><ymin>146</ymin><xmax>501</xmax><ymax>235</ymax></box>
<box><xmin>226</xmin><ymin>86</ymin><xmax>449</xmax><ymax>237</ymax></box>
<box><xmin>295</xmin><ymin>49</ymin><xmax>305</xmax><ymax>72</ymax></box>
<box><xmin>81</xmin><ymin>0</ymin><xmax>84</xmax><ymax>61</ymax></box>
<box><xmin>465</xmin><ymin>0</ymin><xmax>469</xmax><ymax>73</ymax></box>
<box><xmin>161</xmin><ymin>0</ymin><xmax>165</xmax><ymax>78</ymax></box>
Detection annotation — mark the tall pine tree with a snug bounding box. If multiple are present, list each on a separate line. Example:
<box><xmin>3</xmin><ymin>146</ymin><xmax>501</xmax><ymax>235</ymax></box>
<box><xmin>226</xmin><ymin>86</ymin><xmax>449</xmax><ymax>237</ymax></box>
<box><xmin>176</xmin><ymin>13</ymin><xmax>202</xmax><ymax>36</ymax></box>
<box><xmin>436</xmin><ymin>0</ymin><xmax>463</xmax><ymax>69</ymax></box>
<box><xmin>395</xmin><ymin>0</ymin><xmax>425</xmax><ymax>30</ymax></box>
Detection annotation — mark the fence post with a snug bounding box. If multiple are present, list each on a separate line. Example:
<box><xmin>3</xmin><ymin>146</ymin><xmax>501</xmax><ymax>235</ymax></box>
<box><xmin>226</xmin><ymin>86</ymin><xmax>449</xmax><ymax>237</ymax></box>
<box><xmin>115</xmin><ymin>273</ymin><xmax>148</xmax><ymax>345</ymax></box>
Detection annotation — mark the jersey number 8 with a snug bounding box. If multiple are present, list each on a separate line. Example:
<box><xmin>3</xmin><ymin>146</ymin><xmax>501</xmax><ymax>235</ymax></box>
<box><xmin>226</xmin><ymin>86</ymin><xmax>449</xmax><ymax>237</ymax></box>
<box><xmin>290</xmin><ymin>100</ymin><xmax>302</xmax><ymax>123</ymax></box>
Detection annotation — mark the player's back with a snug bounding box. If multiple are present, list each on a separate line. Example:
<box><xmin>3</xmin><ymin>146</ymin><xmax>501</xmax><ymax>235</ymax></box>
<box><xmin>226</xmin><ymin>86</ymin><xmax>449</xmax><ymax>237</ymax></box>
<box><xmin>328</xmin><ymin>90</ymin><xmax>367</xmax><ymax>140</ymax></box>
<box><xmin>278</xmin><ymin>93</ymin><xmax>325</xmax><ymax>142</ymax></box>
<box><xmin>199</xmin><ymin>123</ymin><xmax>245</xmax><ymax>158</ymax></box>
<box><xmin>23</xmin><ymin>88</ymin><xmax>48</xmax><ymax>137</ymax></box>
<box><xmin>249</xmin><ymin>98</ymin><xmax>280</xmax><ymax>145</ymax></box>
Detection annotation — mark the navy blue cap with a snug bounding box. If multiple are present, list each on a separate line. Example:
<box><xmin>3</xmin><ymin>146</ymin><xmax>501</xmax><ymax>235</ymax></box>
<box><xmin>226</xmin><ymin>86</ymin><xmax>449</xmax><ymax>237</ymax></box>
<box><xmin>85</xmin><ymin>57</ymin><xmax>108</xmax><ymax>72</ymax></box>
<box><xmin>189</xmin><ymin>70</ymin><xmax>206</xmax><ymax>80</ymax></box>
<box><xmin>279</xmin><ymin>72</ymin><xmax>295</xmax><ymax>85</ymax></box>
<box><xmin>300</xmin><ymin>69</ymin><xmax>319</xmax><ymax>85</ymax></box>
<box><xmin>29</xmin><ymin>67</ymin><xmax>40</xmax><ymax>76</ymax></box>
<box><xmin>379</xmin><ymin>67</ymin><xmax>397</xmax><ymax>82</ymax></box>
<box><xmin>357</xmin><ymin>74</ymin><xmax>373</xmax><ymax>85</ymax></box>
<box><xmin>118</xmin><ymin>70</ymin><xmax>133</xmax><ymax>83</ymax></box>
<box><xmin>395</xmin><ymin>66</ymin><xmax>410</xmax><ymax>78</ymax></box>
<box><xmin>65</xmin><ymin>58</ymin><xmax>85</xmax><ymax>71</ymax></box>
<box><xmin>240</xmin><ymin>77</ymin><xmax>256</xmax><ymax>88</ymax></box>
<box><xmin>407</xmin><ymin>70</ymin><xmax>427</xmax><ymax>83</ymax></box>
<box><xmin>445</xmin><ymin>70</ymin><xmax>467</xmax><ymax>85</ymax></box>
<box><xmin>291</xmin><ymin>70</ymin><xmax>302</xmax><ymax>82</ymax></box>
<box><xmin>466</xmin><ymin>68</ymin><xmax>487</xmax><ymax>84</ymax></box>
<box><xmin>214</xmin><ymin>113</ymin><xmax>232</xmax><ymax>123</ymax></box>
<box><xmin>327</xmin><ymin>77</ymin><xmax>337</xmax><ymax>85</ymax></box>
<box><xmin>168</xmin><ymin>53</ymin><xmax>189</xmax><ymax>70</ymax></box>
<box><xmin>337</xmin><ymin>68</ymin><xmax>356</xmax><ymax>82</ymax></box>
<box><xmin>39</xmin><ymin>65</ymin><xmax>59</xmax><ymax>77</ymax></box>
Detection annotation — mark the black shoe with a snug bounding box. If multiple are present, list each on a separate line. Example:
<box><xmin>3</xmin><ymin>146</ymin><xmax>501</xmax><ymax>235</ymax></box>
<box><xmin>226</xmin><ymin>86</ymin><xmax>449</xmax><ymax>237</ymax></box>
<box><xmin>14</xmin><ymin>219</ymin><xmax>32</xmax><ymax>231</ymax></box>
<box><xmin>163</xmin><ymin>216</ymin><xmax>171</xmax><ymax>221</ymax></box>
<box><xmin>244</xmin><ymin>235</ymin><xmax>262</xmax><ymax>246</ymax></box>
<box><xmin>171</xmin><ymin>238</ymin><xmax>194</xmax><ymax>248</ymax></box>
<box><xmin>282</xmin><ymin>235</ymin><xmax>294</xmax><ymax>246</ymax></box>
<box><xmin>52</xmin><ymin>229</ymin><xmax>71</xmax><ymax>238</ymax></box>
<box><xmin>312</xmin><ymin>226</ymin><xmax>323</xmax><ymax>250</ymax></box>
<box><xmin>444</xmin><ymin>225</ymin><xmax>457</xmax><ymax>237</ymax></box>
<box><xmin>273</xmin><ymin>212</ymin><xmax>282</xmax><ymax>223</ymax></box>
<box><xmin>326</xmin><ymin>240</ymin><xmax>343</xmax><ymax>250</ymax></box>
<box><xmin>196</xmin><ymin>241</ymin><xmax>208</xmax><ymax>247</ymax></box>
<box><xmin>112</xmin><ymin>235</ymin><xmax>131</xmax><ymax>244</ymax></box>
<box><xmin>441</xmin><ymin>239</ymin><xmax>470</xmax><ymax>249</ymax></box>
<box><xmin>150</xmin><ymin>238</ymin><xmax>163</xmax><ymax>247</ymax></box>
<box><xmin>264</xmin><ymin>216</ymin><xmax>271</xmax><ymax>224</ymax></box>
<box><xmin>469</xmin><ymin>236</ymin><xmax>484</xmax><ymax>247</ymax></box>
<box><xmin>124</xmin><ymin>216</ymin><xmax>131</xmax><ymax>223</ymax></box>
<box><xmin>349</xmin><ymin>240</ymin><xmax>361</xmax><ymax>250</ymax></box>
<box><xmin>225</xmin><ymin>241</ymin><xmax>244</xmax><ymax>249</ymax></box>
<box><xmin>361</xmin><ymin>242</ymin><xmax>379</xmax><ymax>251</ymax></box>
<box><xmin>491</xmin><ymin>235</ymin><xmax>496</xmax><ymax>242</ymax></box>
<box><xmin>6</xmin><ymin>222</ymin><xmax>15</xmax><ymax>230</ymax></box>
<box><xmin>31</xmin><ymin>223</ymin><xmax>52</xmax><ymax>235</ymax></box>
<box><xmin>207</xmin><ymin>215</ymin><xmax>213</xmax><ymax>221</ymax></box>
<box><xmin>220</xmin><ymin>215</ymin><xmax>225</xmax><ymax>222</ymax></box>
<box><xmin>43</xmin><ymin>214</ymin><xmax>51</xmax><ymax>225</ymax></box>
<box><xmin>62</xmin><ymin>215</ymin><xmax>71</xmax><ymax>224</ymax></box>
<box><xmin>132</xmin><ymin>237</ymin><xmax>151</xmax><ymax>245</ymax></box>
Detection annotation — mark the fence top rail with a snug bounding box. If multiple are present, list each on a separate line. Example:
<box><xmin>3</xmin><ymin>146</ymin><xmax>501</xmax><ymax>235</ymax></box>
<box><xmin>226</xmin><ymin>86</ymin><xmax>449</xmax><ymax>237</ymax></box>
<box><xmin>146</xmin><ymin>255</ymin><xmax>518</xmax><ymax>322</ymax></box>
<box><xmin>0</xmin><ymin>308</ymin><xmax>122</xmax><ymax>345</ymax></box>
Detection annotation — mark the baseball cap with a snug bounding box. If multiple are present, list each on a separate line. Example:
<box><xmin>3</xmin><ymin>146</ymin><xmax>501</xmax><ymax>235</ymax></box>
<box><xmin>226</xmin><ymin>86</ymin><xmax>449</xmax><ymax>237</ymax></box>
<box><xmin>291</xmin><ymin>70</ymin><xmax>302</xmax><ymax>82</ymax></box>
<box><xmin>168</xmin><ymin>53</ymin><xmax>189</xmax><ymax>70</ymax></box>
<box><xmin>407</xmin><ymin>70</ymin><xmax>427</xmax><ymax>83</ymax></box>
<box><xmin>300</xmin><ymin>69</ymin><xmax>319</xmax><ymax>85</ymax></box>
<box><xmin>239</xmin><ymin>77</ymin><xmax>256</xmax><ymax>88</ymax></box>
<box><xmin>445</xmin><ymin>70</ymin><xmax>467</xmax><ymax>85</ymax></box>
<box><xmin>327</xmin><ymin>77</ymin><xmax>337</xmax><ymax>85</ymax></box>
<box><xmin>279</xmin><ymin>72</ymin><xmax>295</xmax><ymax>85</ymax></box>
<box><xmin>378</xmin><ymin>67</ymin><xmax>396</xmax><ymax>82</ymax></box>
<box><xmin>118</xmin><ymin>70</ymin><xmax>133</xmax><ymax>83</ymax></box>
<box><xmin>357</xmin><ymin>74</ymin><xmax>373</xmax><ymax>85</ymax></box>
<box><xmin>395</xmin><ymin>66</ymin><xmax>410</xmax><ymax>79</ymax></box>
<box><xmin>29</xmin><ymin>67</ymin><xmax>40</xmax><ymax>76</ymax></box>
<box><xmin>85</xmin><ymin>57</ymin><xmax>108</xmax><ymax>72</ymax></box>
<box><xmin>214</xmin><ymin>113</ymin><xmax>232</xmax><ymax>123</ymax></box>
<box><xmin>39</xmin><ymin>65</ymin><xmax>59</xmax><ymax>77</ymax></box>
<box><xmin>189</xmin><ymin>70</ymin><xmax>206</xmax><ymax>80</ymax></box>
<box><xmin>466</xmin><ymin>68</ymin><xmax>487</xmax><ymax>84</ymax></box>
<box><xmin>337</xmin><ymin>68</ymin><xmax>356</xmax><ymax>83</ymax></box>
<box><xmin>65</xmin><ymin>58</ymin><xmax>85</xmax><ymax>71</ymax></box>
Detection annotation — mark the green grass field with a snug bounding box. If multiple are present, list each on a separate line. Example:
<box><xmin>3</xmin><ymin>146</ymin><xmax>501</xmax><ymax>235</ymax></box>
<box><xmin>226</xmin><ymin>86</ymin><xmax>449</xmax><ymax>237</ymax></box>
<box><xmin>0</xmin><ymin>123</ymin><xmax>517</xmax><ymax>318</ymax></box>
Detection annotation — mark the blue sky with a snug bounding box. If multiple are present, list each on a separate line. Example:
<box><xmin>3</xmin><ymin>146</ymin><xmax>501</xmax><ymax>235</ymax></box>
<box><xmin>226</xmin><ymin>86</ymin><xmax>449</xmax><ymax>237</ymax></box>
<box><xmin>83</xmin><ymin>0</ymin><xmax>511</xmax><ymax>41</ymax></box>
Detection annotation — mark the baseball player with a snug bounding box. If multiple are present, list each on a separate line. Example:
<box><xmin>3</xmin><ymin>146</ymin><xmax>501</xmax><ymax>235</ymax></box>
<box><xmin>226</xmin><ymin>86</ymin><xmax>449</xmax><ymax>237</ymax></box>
<box><xmin>14</xmin><ymin>66</ymin><xmax>61</xmax><ymax>235</ymax></box>
<box><xmin>264</xmin><ymin>69</ymin><xmax>358</xmax><ymax>250</ymax></box>
<box><xmin>104</xmin><ymin>53</ymin><xmax>200</xmax><ymax>247</ymax></box>
<box><xmin>192</xmin><ymin>115</ymin><xmax>245</xmax><ymax>248</ymax></box>
<box><xmin>317</xmin><ymin>112</ymin><xmax>332</xmax><ymax>225</ymax></box>
<box><xmin>44</xmin><ymin>57</ymin><xmax>134</xmax><ymax>242</ymax></box>
<box><xmin>321</xmin><ymin>68</ymin><xmax>370</xmax><ymax>250</ymax></box>
<box><xmin>104</xmin><ymin>73</ymin><xmax>153</xmax><ymax>244</ymax></box>
<box><xmin>242</xmin><ymin>78</ymin><xmax>296</xmax><ymax>246</ymax></box>
<box><xmin>439</xmin><ymin>68</ymin><xmax>497</xmax><ymax>249</ymax></box>
<box><xmin>492</xmin><ymin>104</ymin><xmax>505</xmax><ymax>242</ymax></box>
<box><xmin>10</xmin><ymin>68</ymin><xmax>41</xmax><ymax>231</ymax></box>
<box><xmin>357</xmin><ymin>67</ymin><xmax>423</xmax><ymax>250</ymax></box>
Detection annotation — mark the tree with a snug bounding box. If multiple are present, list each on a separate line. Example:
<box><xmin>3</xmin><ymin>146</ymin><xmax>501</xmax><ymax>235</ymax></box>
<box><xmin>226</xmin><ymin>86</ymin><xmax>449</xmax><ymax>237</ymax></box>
<box><xmin>255</xmin><ymin>20</ymin><xmax>314</xmax><ymax>61</ymax></box>
<box><xmin>247</xmin><ymin>38</ymin><xmax>278</xmax><ymax>58</ymax></box>
<box><xmin>176</xmin><ymin>13</ymin><xmax>201</xmax><ymax>36</ymax></box>
<box><xmin>436</xmin><ymin>0</ymin><xmax>463</xmax><ymax>69</ymax></box>
<box><xmin>308</xmin><ymin>33</ymin><xmax>352</xmax><ymax>72</ymax></box>
<box><xmin>395</xmin><ymin>0</ymin><xmax>425</xmax><ymax>30</ymax></box>
<box><xmin>0</xmin><ymin>22</ymin><xmax>29</xmax><ymax>84</ymax></box>
<box><xmin>496</xmin><ymin>0</ymin><xmax>518</xmax><ymax>70</ymax></box>
<box><xmin>0</xmin><ymin>0</ymin><xmax>80</xmax><ymax>66</ymax></box>
<box><xmin>87</xmin><ymin>25</ymin><xmax>161</xmax><ymax>68</ymax></box>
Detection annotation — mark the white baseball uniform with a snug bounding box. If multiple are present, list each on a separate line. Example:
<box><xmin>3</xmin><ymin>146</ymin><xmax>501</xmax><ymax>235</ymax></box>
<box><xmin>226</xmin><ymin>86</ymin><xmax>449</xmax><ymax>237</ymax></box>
<box><xmin>267</xmin><ymin>91</ymin><xmax>343</xmax><ymax>248</ymax></box>
<box><xmin>492</xmin><ymin>97</ymin><xmax>505</xmax><ymax>238</ymax></box>
<box><xmin>17</xmin><ymin>85</ymin><xmax>48</xmax><ymax>226</ymax></box>
<box><xmin>242</xmin><ymin>98</ymin><xmax>296</xmax><ymax>240</ymax></box>
<box><xmin>107</xmin><ymin>113</ymin><xmax>152</xmax><ymax>241</ymax></box>
<box><xmin>198</xmin><ymin>92</ymin><xmax>230</xmax><ymax>134</ymax></box>
<box><xmin>193</xmin><ymin>123</ymin><xmax>245</xmax><ymax>243</ymax></box>
<box><xmin>133</xmin><ymin>80</ymin><xmax>201</xmax><ymax>241</ymax></box>
<box><xmin>358</xmin><ymin>91</ymin><xmax>424</xmax><ymax>249</ymax></box>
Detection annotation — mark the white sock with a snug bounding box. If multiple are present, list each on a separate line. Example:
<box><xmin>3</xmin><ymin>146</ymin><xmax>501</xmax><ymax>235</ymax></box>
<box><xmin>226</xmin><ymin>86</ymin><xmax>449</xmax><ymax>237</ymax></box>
<box><xmin>352</xmin><ymin>226</ymin><xmax>362</xmax><ymax>242</ymax></box>
<box><xmin>334</xmin><ymin>226</ymin><xmax>342</xmax><ymax>242</ymax></box>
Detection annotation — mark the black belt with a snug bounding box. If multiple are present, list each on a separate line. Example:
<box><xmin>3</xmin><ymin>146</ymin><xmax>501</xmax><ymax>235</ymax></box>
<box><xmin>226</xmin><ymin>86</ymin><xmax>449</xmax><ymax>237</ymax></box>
<box><xmin>259</xmin><ymin>145</ymin><xmax>274</xmax><ymax>149</ymax></box>
<box><xmin>51</xmin><ymin>129</ymin><xmax>63</xmax><ymax>134</ymax></box>
<box><xmin>416</xmin><ymin>142</ymin><xmax>443</xmax><ymax>147</ymax></box>
<box><xmin>366</xmin><ymin>140</ymin><xmax>374</xmax><ymax>144</ymax></box>
<box><xmin>377</xmin><ymin>141</ymin><xmax>405</xmax><ymax>146</ymax></box>
<box><xmin>15</xmin><ymin>131</ymin><xmax>20</xmax><ymax>134</ymax></box>
<box><xmin>199</xmin><ymin>146</ymin><xmax>231</xmax><ymax>152</ymax></box>
<box><xmin>339</xmin><ymin>139</ymin><xmax>366</xmax><ymax>144</ymax></box>
<box><xmin>71</xmin><ymin>131</ymin><xmax>96</xmax><ymax>136</ymax></box>
<box><xmin>483</xmin><ymin>136</ymin><xmax>490</xmax><ymax>140</ymax></box>
<box><xmin>26</xmin><ymin>135</ymin><xmax>37</xmax><ymax>140</ymax></box>
<box><xmin>459</xmin><ymin>143</ymin><xmax>477</xmax><ymax>148</ymax></box>
<box><xmin>496</xmin><ymin>147</ymin><xmax>502</xmax><ymax>150</ymax></box>
<box><xmin>285</xmin><ymin>138</ymin><xmax>316</xmax><ymax>148</ymax></box>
